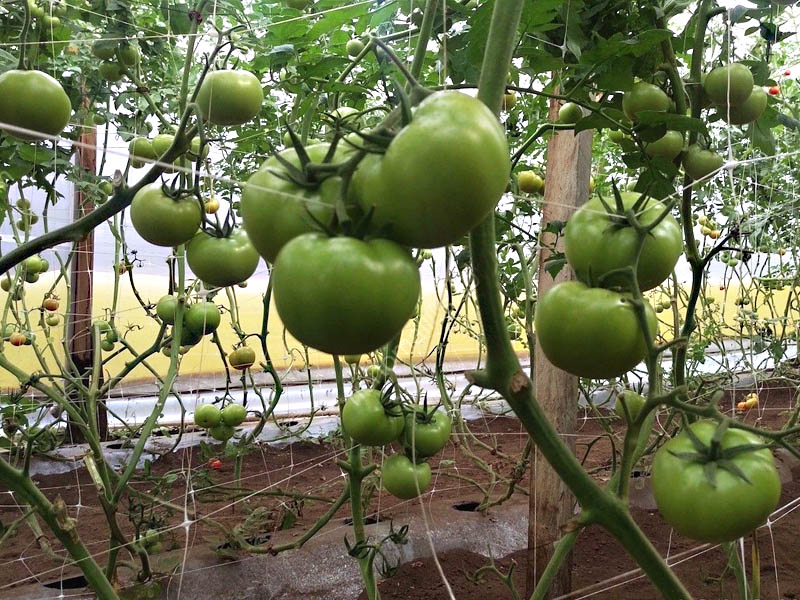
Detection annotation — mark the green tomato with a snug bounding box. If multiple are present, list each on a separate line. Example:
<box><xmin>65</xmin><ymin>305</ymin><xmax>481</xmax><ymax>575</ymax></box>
<box><xmin>703</xmin><ymin>63</ymin><xmax>754</xmax><ymax>106</ymax></box>
<box><xmin>534</xmin><ymin>281</ymin><xmax>657</xmax><ymax>379</ymax></box>
<box><xmin>184</xmin><ymin>302</ymin><xmax>220</xmax><ymax>335</ymax></box>
<box><xmin>350</xmin><ymin>90</ymin><xmax>510</xmax><ymax>249</ymax></box>
<box><xmin>517</xmin><ymin>170</ymin><xmax>543</xmax><ymax>194</ymax></box>
<box><xmin>382</xmin><ymin>454</ymin><xmax>431</xmax><ymax>500</ymax></box>
<box><xmin>241</xmin><ymin>144</ymin><xmax>343</xmax><ymax>263</ymax></box>
<box><xmin>23</xmin><ymin>256</ymin><xmax>44</xmax><ymax>273</ymax></box>
<box><xmin>221</xmin><ymin>404</ymin><xmax>247</xmax><ymax>427</ymax></box>
<box><xmin>25</xmin><ymin>271</ymin><xmax>39</xmax><ymax>284</ymax></box>
<box><xmin>717</xmin><ymin>86</ymin><xmax>767</xmax><ymax>125</ymax></box>
<box><xmin>46</xmin><ymin>314</ymin><xmax>60</xmax><ymax>327</ymax></box>
<box><xmin>118</xmin><ymin>43</ymin><xmax>140</xmax><ymax>66</ymax></box>
<box><xmin>557</xmin><ymin>102</ymin><xmax>583</xmax><ymax>125</ymax></box>
<box><xmin>682</xmin><ymin>145</ymin><xmax>724</xmax><ymax>182</ymax></box>
<box><xmin>0</xmin><ymin>70</ymin><xmax>72</xmax><ymax>141</ymax></box>
<box><xmin>208</xmin><ymin>422</ymin><xmax>235</xmax><ymax>441</ymax></box>
<box><xmin>98</xmin><ymin>62</ymin><xmax>124</xmax><ymax>82</ymax></box>
<box><xmin>564</xmin><ymin>192</ymin><xmax>683</xmax><ymax>292</ymax></box>
<box><xmin>346</xmin><ymin>39</ymin><xmax>364</xmax><ymax>57</ymax></box>
<box><xmin>186</xmin><ymin>229</ymin><xmax>260</xmax><ymax>287</ymax></box>
<box><xmin>652</xmin><ymin>421</ymin><xmax>780</xmax><ymax>543</ymax></box>
<box><xmin>644</xmin><ymin>130</ymin><xmax>683</xmax><ymax>161</ymax></box>
<box><xmin>156</xmin><ymin>295</ymin><xmax>178</xmax><ymax>324</ymax></box>
<box><xmin>608</xmin><ymin>129</ymin><xmax>627</xmax><ymax>144</ymax></box>
<box><xmin>194</xmin><ymin>404</ymin><xmax>221</xmax><ymax>428</ymax></box>
<box><xmin>272</xmin><ymin>233</ymin><xmax>421</xmax><ymax>355</ymax></box>
<box><xmin>179</xmin><ymin>321</ymin><xmax>204</xmax><ymax>346</ymax></box>
<box><xmin>341</xmin><ymin>390</ymin><xmax>404</xmax><ymax>446</ymax></box>
<box><xmin>91</xmin><ymin>37</ymin><xmax>118</xmax><ymax>60</ymax></box>
<box><xmin>195</xmin><ymin>70</ymin><xmax>264</xmax><ymax>126</ymax></box>
<box><xmin>129</xmin><ymin>137</ymin><xmax>157</xmax><ymax>166</ymax></box>
<box><xmin>614</xmin><ymin>390</ymin><xmax>645</xmax><ymax>423</ymax></box>
<box><xmin>622</xmin><ymin>82</ymin><xmax>671</xmax><ymax>121</ymax></box>
<box><xmin>228</xmin><ymin>346</ymin><xmax>256</xmax><ymax>370</ymax></box>
<box><xmin>99</xmin><ymin>180</ymin><xmax>114</xmax><ymax>196</ymax></box>
<box><xmin>130</xmin><ymin>183</ymin><xmax>202</xmax><ymax>247</ymax></box>
<box><xmin>403</xmin><ymin>409</ymin><xmax>452</xmax><ymax>457</ymax></box>
<box><xmin>151</xmin><ymin>134</ymin><xmax>175</xmax><ymax>157</ymax></box>
<box><xmin>343</xmin><ymin>354</ymin><xmax>361</xmax><ymax>365</ymax></box>
<box><xmin>101</xmin><ymin>339</ymin><xmax>115</xmax><ymax>351</ymax></box>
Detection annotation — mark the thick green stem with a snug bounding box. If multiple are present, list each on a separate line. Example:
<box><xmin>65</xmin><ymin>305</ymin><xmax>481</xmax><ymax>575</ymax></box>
<box><xmin>0</xmin><ymin>459</ymin><xmax>120</xmax><ymax>600</ymax></box>
<box><xmin>466</xmin><ymin>1</ymin><xmax>692</xmax><ymax>597</ymax></box>
<box><xmin>529</xmin><ymin>530</ymin><xmax>580</xmax><ymax>600</ymax></box>
<box><xmin>408</xmin><ymin>0</ymin><xmax>439</xmax><ymax>80</ymax></box>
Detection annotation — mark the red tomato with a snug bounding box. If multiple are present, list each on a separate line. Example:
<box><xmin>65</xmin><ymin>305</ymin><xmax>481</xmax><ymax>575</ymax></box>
<box><xmin>209</xmin><ymin>459</ymin><xmax>222</xmax><ymax>470</ymax></box>
<box><xmin>784</xmin><ymin>70</ymin><xmax>791</xmax><ymax>76</ymax></box>
<box><xmin>769</xmin><ymin>86</ymin><xmax>780</xmax><ymax>96</ymax></box>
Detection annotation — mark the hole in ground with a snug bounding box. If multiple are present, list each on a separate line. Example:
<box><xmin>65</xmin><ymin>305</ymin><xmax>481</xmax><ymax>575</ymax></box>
<box><xmin>280</xmin><ymin>420</ymin><xmax>299</xmax><ymax>427</ymax></box>
<box><xmin>216</xmin><ymin>534</ymin><xmax>271</xmax><ymax>550</ymax></box>
<box><xmin>452</xmin><ymin>501</ymin><xmax>480</xmax><ymax>512</ymax></box>
<box><xmin>43</xmin><ymin>575</ymin><xmax>87</xmax><ymax>590</ymax></box>
<box><xmin>344</xmin><ymin>515</ymin><xmax>380</xmax><ymax>526</ymax></box>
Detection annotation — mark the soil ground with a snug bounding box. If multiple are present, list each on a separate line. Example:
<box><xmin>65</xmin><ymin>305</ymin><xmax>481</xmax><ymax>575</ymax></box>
<box><xmin>1</xmin><ymin>382</ymin><xmax>799</xmax><ymax>599</ymax></box>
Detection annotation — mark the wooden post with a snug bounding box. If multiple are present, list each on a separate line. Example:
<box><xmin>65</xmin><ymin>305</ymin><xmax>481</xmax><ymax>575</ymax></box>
<box><xmin>66</xmin><ymin>113</ymin><xmax>105</xmax><ymax>442</ymax></box>
<box><xmin>526</xmin><ymin>98</ymin><xmax>592</xmax><ymax>598</ymax></box>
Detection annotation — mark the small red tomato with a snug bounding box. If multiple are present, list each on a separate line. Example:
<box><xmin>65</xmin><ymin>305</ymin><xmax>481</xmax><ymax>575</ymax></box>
<box><xmin>784</xmin><ymin>70</ymin><xmax>791</xmax><ymax>76</ymax></box>
<box><xmin>769</xmin><ymin>86</ymin><xmax>780</xmax><ymax>96</ymax></box>
<box><xmin>209</xmin><ymin>459</ymin><xmax>222</xmax><ymax>470</ymax></box>
<box><xmin>9</xmin><ymin>332</ymin><xmax>26</xmax><ymax>346</ymax></box>
<box><xmin>43</xmin><ymin>298</ymin><xmax>59</xmax><ymax>311</ymax></box>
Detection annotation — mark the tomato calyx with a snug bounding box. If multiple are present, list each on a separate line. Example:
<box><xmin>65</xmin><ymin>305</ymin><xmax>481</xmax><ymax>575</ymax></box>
<box><xmin>669</xmin><ymin>420</ymin><xmax>770</xmax><ymax>487</ymax></box>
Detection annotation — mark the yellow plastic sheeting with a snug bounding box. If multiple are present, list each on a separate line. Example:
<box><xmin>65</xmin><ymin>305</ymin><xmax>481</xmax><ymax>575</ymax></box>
<box><xmin>1</xmin><ymin>273</ymin><xmax>794</xmax><ymax>388</ymax></box>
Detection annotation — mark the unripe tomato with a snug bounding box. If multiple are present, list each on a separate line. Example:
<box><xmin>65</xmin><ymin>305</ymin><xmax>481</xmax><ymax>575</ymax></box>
<box><xmin>350</xmin><ymin>91</ymin><xmax>510</xmax><ymax>249</ymax></box>
<box><xmin>272</xmin><ymin>234</ymin><xmax>421</xmax><ymax>354</ymax></box>
<box><xmin>608</xmin><ymin>129</ymin><xmax>627</xmax><ymax>143</ymax></box>
<box><xmin>0</xmin><ymin>70</ymin><xmax>72</xmax><ymax>140</ymax></box>
<box><xmin>704</xmin><ymin>63</ymin><xmax>754</xmax><ymax>106</ymax></box>
<box><xmin>614</xmin><ymin>390</ymin><xmax>645</xmax><ymax>423</ymax></box>
<box><xmin>622</xmin><ymin>82</ymin><xmax>671</xmax><ymax>121</ymax></box>
<box><xmin>769</xmin><ymin>85</ymin><xmax>780</xmax><ymax>96</ymax></box>
<box><xmin>644</xmin><ymin>130</ymin><xmax>683</xmax><ymax>160</ymax></box>
<box><xmin>652</xmin><ymin>421</ymin><xmax>780</xmax><ymax>543</ymax></box>
<box><xmin>196</xmin><ymin>70</ymin><xmax>264</xmax><ymax>126</ymax></box>
<box><xmin>91</xmin><ymin>37</ymin><xmax>118</xmax><ymax>60</ymax></box>
<box><xmin>194</xmin><ymin>404</ymin><xmax>221</xmax><ymax>428</ymax></box>
<box><xmin>682</xmin><ymin>145</ymin><xmax>723</xmax><ymax>181</ymax></box>
<box><xmin>130</xmin><ymin>183</ymin><xmax>202</xmax><ymax>247</ymax></box>
<box><xmin>517</xmin><ymin>170</ymin><xmax>544</xmax><ymax>194</ymax></box>
<box><xmin>209</xmin><ymin>422</ymin><xmax>235</xmax><ymax>442</ymax></box>
<box><xmin>156</xmin><ymin>295</ymin><xmax>177</xmax><ymax>324</ymax></box>
<box><xmin>557</xmin><ymin>102</ymin><xmax>583</xmax><ymax>125</ymax></box>
<box><xmin>0</xmin><ymin>278</ymin><xmax>10</xmax><ymax>292</ymax></box>
<box><xmin>118</xmin><ymin>43</ymin><xmax>140</xmax><ymax>66</ymax></box>
<box><xmin>366</xmin><ymin>365</ymin><xmax>382</xmax><ymax>379</ymax></box>
<box><xmin>534</xmin><ymin>281</ymin><xmax>657</xmax><ymax>379</ymax></box>
<box><xmin>341</xmin><ymin>390</ymin><xmax>404</xmax><ymax>446</ymax></box>
<box><xmin>221</xmin><ymin>404</ymin><xmax>247</xmax><ymax>426</ymax></box>
<box><xmin>564</xmin><ymin>192</ymin><xmax>683</xmax><ymax>291</ymax></box>
<box><xmin>129</xmin><ymin>137</ymin><xmax>157</xmax><ymax>168</ymax></box>
<box><xmin>404</xmin><ymin>409</ymin><xmax>452</xmax><ymax>457</ymax></box>
<box><xmin>101</xmin><ymin>339</ymin><xmax>115</xmax><ymax>351</ymax></box>
<box><xmin>184</xmin><ymin>302</ymin><xmax>221</xmax><ymax>335</ymax></box>
<box><xmin>343</xmin><ymin>354</ymin><xmax>362</xmax><ymax>364</ymax></box>
<box><xmin>346</xmin><ymin>39</ymin><xmax>364</xmax><ymax>57</ymax></box>
<box><xmin>46</xmin><ymin>314</ymin><xmax>60</xmax><ymax>327</ymax></box>
<box><xmin>99</xmin><ymin>180</ymin><xmax>114</xmax><ymax>196</ymax></box>
<box><xmin>43</xmin><ymin>298</ymin><xmax>59</xmax><ymax>311</ymax></box>
<box><xmin>503</xmin><ymin>92</ymin><xmax>517</xmax><ymax>110</ymax></box>
<box><xmin>229</xmin><ymin>346</ymin><xmax>256</xmax><ymax>370</ymax></box>
<box><xmin>99</xmin><ymin>62</ymin><xmax>124</xmax><ymax>82</ymax></box>
<box><xmin>382</xmin><ymin>454</ymin><xmax>431</xmax><ymax>500</ymax></box>
<box><xmin>716</xmin><ymin>87</ymin><xmax>767</xmax><ymax>125</ymax></box>
<box><xmin>186</xmin><ymin>229</ymin><xmax>260</xmax><ymax>287</ymax></box>
<box><xmin>242</xmin><ymin>144</ymin><xmax>343</xmax><ymax>263</ymax></box>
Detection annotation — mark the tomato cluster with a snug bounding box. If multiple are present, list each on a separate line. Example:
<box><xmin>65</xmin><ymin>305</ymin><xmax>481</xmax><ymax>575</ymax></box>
<box><xmin>193</xmin><ymin>403</ymin><xmax>247</xmax><ymax>442</ymax></box>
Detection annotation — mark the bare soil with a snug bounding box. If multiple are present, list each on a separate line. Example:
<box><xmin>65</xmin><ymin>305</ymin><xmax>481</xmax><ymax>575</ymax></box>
<box><xmin>1</xmin><ymin>382</ymin><xmax>799</xmax><ymax>599</ymax></box>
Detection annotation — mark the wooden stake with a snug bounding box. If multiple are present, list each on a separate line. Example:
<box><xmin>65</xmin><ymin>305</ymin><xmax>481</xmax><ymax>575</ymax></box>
<box><xmin>526</xmin><ymin>98</ymin><xmax>592</xmax><ymax>598</ymax></box>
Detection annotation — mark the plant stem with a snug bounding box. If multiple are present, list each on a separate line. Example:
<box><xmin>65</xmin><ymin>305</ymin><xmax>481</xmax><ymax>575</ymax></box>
<box><xmin>467</xmin><ymin>1</ymin><xmax>692</xmax><ymax>597</ymax></box>
<box><xmin>0</xmin><ymin>459</ymin><xmax>120</xmax><ymax>600</ymax></box>
<box><xmin>409</xmin><ymin>0</ymin><xmax>439</xmax><ymax>80</ymax></box>
<box><xmin>529</xmin><ymin>530</ymin><xmax>580</xmax><ymax>600</ymax></box>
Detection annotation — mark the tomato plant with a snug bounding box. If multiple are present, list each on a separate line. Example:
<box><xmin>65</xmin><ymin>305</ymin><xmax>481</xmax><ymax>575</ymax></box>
<box><xmin>652</xmin><ymin>421</ymin><xmax>781</xmax><ymax>543</ymax></box>
<box><xmin>271</xmin><ymin>234</ymin><xmax>421</xmax><ymax>355</ymax></box>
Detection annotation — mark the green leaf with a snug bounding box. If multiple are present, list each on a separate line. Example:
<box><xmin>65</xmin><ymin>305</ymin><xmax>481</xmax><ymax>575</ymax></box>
<box><xmin>544</xmin><ymin>253</ymin><xmax>567</xmax><ymax>279</ymax></box>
